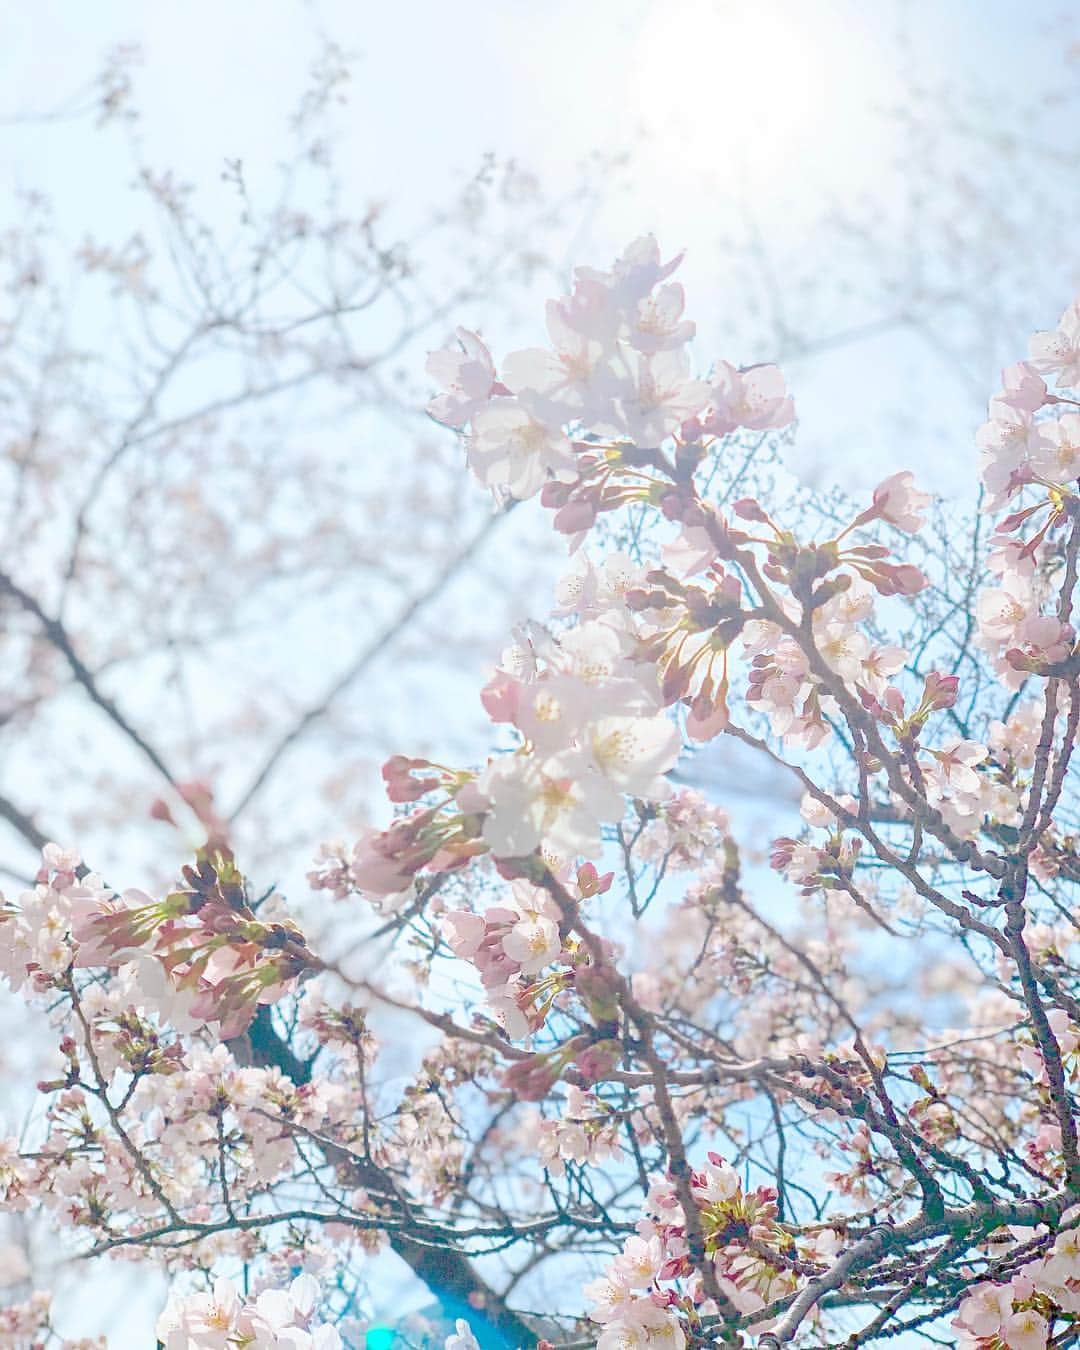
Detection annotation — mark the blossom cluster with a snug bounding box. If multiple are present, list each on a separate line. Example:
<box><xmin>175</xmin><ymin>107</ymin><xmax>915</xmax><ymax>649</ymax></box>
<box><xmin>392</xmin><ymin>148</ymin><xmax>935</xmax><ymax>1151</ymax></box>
<box><xmin>1</xmin><ymin>237</ymin><xmax>1079</xmax><ymax>1348</ymax></box>
<box><xmin>425</xmin><ymin>236</ymin><xmax>794</xmax><ymax>517</ymax></box>
<box><xmin>953</xmin><ymin>1222</ymin><xmax>1080</xmax><ymax>1350</ymax></box>
<box><xmin>532</xmin><ymin>1086</ymin><xmax>623</xmax><ymax>1178</ymax></box>
<box><xmin>0</xmin><ymin>845</ymin><xmax>318</xmax><ymax>1040</ymax></box>
<box><xmin>311</xmin><ymin>614</ymin><xmax>681</xmax><ymax>918</ymax></box>
<box><xmin>585</xmin><ymin>1153</ymin><xmax>839</xmax><ymax>1347</ymax></box>
<box><xmin>156</xmin><ymin>1273</ymin><xmax>342</xmax><ymax>1349</ymax></box>
<box><xmin>975</xmin><ymin>299</ymin><xmax>1080</xmax><ymax>676</ymax></box>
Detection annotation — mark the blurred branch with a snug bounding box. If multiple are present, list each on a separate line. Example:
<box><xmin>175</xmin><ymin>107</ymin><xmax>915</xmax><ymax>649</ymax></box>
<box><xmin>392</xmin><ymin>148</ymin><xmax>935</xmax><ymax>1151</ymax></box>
<box><xmin>0</xmin><ymin>568</ymin><xmax>178</xmax><ymax>792</ymax></box>
<box><xmin>228</xmin><ymin>501</ymin><xmax>515</xmax><ymax>821</ymax></box>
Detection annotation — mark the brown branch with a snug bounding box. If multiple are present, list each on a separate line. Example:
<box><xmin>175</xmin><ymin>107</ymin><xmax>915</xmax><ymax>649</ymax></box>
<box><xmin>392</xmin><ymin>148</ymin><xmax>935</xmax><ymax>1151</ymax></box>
<box><xmin>0</xmin><ymin>792</ymin><xmax>50</xmax><ymax>853</ymax></box>
<box><xmin>0</xmin><ymin>569</ymin><xmax>179</xmax><ymax>791</ymax></box>
<box><xmin>232</xmin><ymin>1003</ymin><xmax>542</xmax><ymax>1345</ymax></box>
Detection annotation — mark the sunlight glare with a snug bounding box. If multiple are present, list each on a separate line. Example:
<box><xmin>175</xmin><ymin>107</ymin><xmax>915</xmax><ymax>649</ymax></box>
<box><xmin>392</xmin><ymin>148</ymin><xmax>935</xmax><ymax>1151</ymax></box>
<box><xmin>628</xmin><ymin>0</ymin><xmax>868</xmax><ymax>189</ymax></box>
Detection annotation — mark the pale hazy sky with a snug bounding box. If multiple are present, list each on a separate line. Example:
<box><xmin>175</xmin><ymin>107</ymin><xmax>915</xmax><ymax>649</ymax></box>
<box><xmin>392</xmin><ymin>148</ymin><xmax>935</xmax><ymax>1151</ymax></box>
<box><xmin>8</xmin><ymin>0</ymin><xmax>1079</xmax><ymax>504</ymax></box>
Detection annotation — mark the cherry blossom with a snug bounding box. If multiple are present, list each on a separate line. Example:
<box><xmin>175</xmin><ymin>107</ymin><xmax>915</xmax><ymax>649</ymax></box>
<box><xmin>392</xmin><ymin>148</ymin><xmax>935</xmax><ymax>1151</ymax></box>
<box><xmin>868</xmin><ymin>469</ymin><xmax>932</xmax><ymax>532</ymax></box>
<box><xmin>1029</xmin><ymin>296</ymin><xmax>1080</xmax><ymax>388</ymax></box>
<box><xmin>426</xmin><ymin>327</ymin><xmax>501</xmax><ymax>428</ymax></box>
<box><xmin>1032</xmin><ymin>412</ymin><xmax>1080</xmax><ymax>486</ymax></box>
<box><xmin>156</xmin><ymin>1274</ymin><xmax>342</xmax><ymax>1350</ymax></box>
<box><xmin>701</xmin><ymin>361</ymin><xmax>795</xmax><ymax>436</ymax></box>
<box><xmin>467</xmin><ymin>398</ymin><xmax>577</xmax><ymax>499</ymax></box>
<box><xmin>3</xmin><ymin>235</ymin><xmax>1080</xmax><ymax>1350</ymax></box>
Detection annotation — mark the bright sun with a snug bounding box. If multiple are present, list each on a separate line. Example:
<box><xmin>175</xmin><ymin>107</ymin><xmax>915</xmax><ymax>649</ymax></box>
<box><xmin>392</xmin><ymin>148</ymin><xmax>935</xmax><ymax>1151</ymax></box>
<box><xmin>628</xmin><ymin>0</ymin><xmax>871</xmax><ymax>188</ymax></box>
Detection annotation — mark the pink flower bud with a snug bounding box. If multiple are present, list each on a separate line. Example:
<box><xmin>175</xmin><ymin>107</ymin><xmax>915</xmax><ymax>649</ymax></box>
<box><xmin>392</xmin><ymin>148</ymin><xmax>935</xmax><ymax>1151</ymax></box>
<box><xmin>552</xmin><ymin>498</ymin><xmax>597</xmax><ymax>535</ymax></box>
<box><xmin>732</xmin><ymin>496</ymin><xmax>769</xmax><ymax>523</ymax></box>
<box><xmin>149</xmin><ymin>798</ymin><xmax>177</xmax><ymax>826</ymax></box>
<box><xmin>922</xmin><ymin>672</ymin><xmax>959</xmax><ymax>712</ymax></box>
<box><xmin>576</xmin><ymin>863</ymin><xmax>613</xmax><ymax>898</ymax></box>
<box><xmin>501</xmin><ymin>1054</ymin><xmax>560</xmax><ymax>1102</ymax></box>
<box><xmin>573</xmin><ymin>1041</ymin><xmax>619</xmax><ymax>1084</ymax></box>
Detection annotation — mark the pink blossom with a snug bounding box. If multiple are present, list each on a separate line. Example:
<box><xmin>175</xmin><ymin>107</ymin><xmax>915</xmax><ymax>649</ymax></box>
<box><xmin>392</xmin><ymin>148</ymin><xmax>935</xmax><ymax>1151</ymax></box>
<box><xmin>702</xmin><ymin>361</ymin><xmax>794</xmax><ymax>436</ymax></box>
<box><xmin>662</xmin><ymin>524</ymin><xmax>718</xmax><ymax>576</ymax></box>
<box><xmin>502</xmin><ymin>300</ymin><xmax>618</xmax><ymax>423</ymax></box>
<box><xmin>479</xmin><ymin>754</ymin><xmax>605</xmax><ymax>859</ymax></box>
<box><xmin>871</xmin><ymin>470</ymin><xmax>931</xmax><ymax>533</ymax></box>
<box><xmin>625</xmin><ymin>282</ymin><xmax>695</xmax><ymax>354</ymax></box>
<box><xmin>995</xmin><ymin>360</ymin><xmax>1048</xmax><ymax>413</ymax></box>
<box><xmin>611</xmin><ymin>1235</ymin><xmax>665</xmax><ymax>1288</ymax></box>
<box><xmin>467</xmin><ymin>398</ymin><xmax>577</xmax><ymax>499</ymax></box>
<box><xmin>441</xmin><ymin>910</ymin><xmax>486</xmax><ymax>960</ymax></box>
<box><xmin>501</xmin><ymin>911</ymin><xmax>561</xmax><ymax>975</ymax></box>
<box><xmin>604</xmin><ymin>349</ymin><xmax>710</xmax><ymax>445</ymax></box>
<box><xmin>685</xmin><ymin>693</ymin><xmax>729</xmax><ymax>742</ymax></box>
<box><xmin>566</xmin><ymin>235</ymin><xmax>685</xmax><ymax>343</ymax></box>
<box><xmin>1029</xmin><ymin>297</ymin><xmax>1080</xmax><ymax>388</ymax></box>
<box><xmin>1002</xmin><ymin>1307</ymin><xmax>1050</xmax><ymax>1350</ymax></box>
<box><xmin>426</xmin><ymin>328</ymin><xmax>499</xmax><ymax>428</ymax></box>
<box><xmin>928</xmin><ymin>738</ymin><xmax>987</xmax><ymax>795</ymax></box>
<box><xmin>558</xmin><ymin>713</ymin><xmax>682</xmax><ymax>802</ymax></box>
<box><xmin>1032</xmin><ymin>412</ymin><xmax>1080</xmax><ymax>484</ymax></box>
<box><xmin>977</xmin><ymin>404</ymin><xmax>1044</xmax><ymax>506</ymax></box>
<box><xmin>977</xmin><ymin>572</ymin><xmax>1036</xmax><ymax>644</ymax></box>
<box><xmin>583</xmin><ymin>1275</ymin><xmax>642</xmax><ymax>1326</ymax></box>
